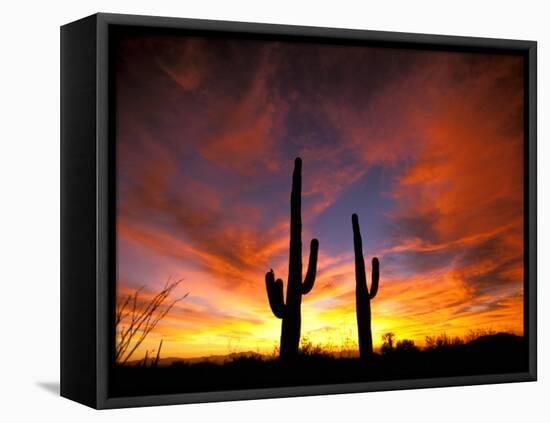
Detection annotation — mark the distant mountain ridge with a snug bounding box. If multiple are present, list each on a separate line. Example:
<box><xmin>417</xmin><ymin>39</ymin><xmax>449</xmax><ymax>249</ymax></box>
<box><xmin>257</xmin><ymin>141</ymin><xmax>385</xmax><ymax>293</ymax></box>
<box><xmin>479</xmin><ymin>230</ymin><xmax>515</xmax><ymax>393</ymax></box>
<box><xmin>128</xmin><ymin>351</ymin><xmax>262</xmax><ymax>367</ymax></box>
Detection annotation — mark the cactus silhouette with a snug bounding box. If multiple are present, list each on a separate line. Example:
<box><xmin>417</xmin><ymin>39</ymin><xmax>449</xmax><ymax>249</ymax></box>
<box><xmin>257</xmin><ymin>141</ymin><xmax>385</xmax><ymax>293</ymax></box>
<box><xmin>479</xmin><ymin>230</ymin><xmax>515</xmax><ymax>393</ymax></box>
<box><xmin>265</xmin><ymin>157</ymin><xmax>319</xmax><ymax>359</ymax></box>
<box><xmin>352</xmin><ymin>213</ymin><xmax>380</xmax><ymax>359</ymax></box>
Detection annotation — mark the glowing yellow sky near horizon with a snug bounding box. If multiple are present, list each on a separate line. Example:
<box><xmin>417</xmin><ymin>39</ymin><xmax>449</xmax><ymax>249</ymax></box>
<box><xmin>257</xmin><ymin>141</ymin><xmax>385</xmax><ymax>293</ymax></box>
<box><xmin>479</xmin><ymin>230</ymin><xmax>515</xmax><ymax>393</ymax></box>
<box><xmin>116</xmin><ymin>220</ymin><xmax>523</xmax><ymax>359</ymax></box>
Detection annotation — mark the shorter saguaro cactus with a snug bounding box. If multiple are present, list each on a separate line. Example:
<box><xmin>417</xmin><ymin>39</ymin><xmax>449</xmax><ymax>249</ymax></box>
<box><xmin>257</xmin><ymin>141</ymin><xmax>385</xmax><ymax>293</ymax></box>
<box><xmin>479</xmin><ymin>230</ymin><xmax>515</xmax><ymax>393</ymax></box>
<box><xmin>352</xmin><ymin>213</ymin><xmax>380</xmax><ymax>359</ymax></box>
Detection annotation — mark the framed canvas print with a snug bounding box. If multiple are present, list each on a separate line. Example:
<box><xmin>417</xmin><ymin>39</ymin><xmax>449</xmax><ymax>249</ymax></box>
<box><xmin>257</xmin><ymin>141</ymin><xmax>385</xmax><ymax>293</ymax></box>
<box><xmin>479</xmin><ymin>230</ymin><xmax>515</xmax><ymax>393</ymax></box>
<box><xmin>60</xmin><ymin>13</ymin><xmax>537</xmax><ymax>409</ymax></box>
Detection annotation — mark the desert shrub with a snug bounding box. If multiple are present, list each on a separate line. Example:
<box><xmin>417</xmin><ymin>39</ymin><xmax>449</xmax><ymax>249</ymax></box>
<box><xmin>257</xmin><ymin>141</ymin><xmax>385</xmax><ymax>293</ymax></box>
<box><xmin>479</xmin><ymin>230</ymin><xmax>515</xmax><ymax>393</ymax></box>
<box><xmin>115</xmin><ymin>279</ymin><xmax>188</xmax><ymax>365</ymax></box>
<box><xmin>299</xmin><ymin>336</ymin><xmax>324</xmax><ymax>356</ymax></box>
<box><xmin>395</xmin><ymin>339</ymin><xmax>419</xmax><ymax>353</ymax></box>
<box><xmin>381</xmin><ymin>332</ymin><xmax>395</xmax><ymax>354</ymax></box>
<box><xmin>425</xmin><ymin>333</ymin><xmax>464</xmax><ymax>350</ymax></box>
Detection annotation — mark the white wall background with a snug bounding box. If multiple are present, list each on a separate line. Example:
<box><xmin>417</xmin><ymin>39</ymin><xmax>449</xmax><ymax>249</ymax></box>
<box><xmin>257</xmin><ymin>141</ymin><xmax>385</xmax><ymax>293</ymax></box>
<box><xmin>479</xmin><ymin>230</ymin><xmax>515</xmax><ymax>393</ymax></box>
<box><xmin>0</xmin><ymin>0</ymin><xmax>547</xmax><ymax>421</ymax></box>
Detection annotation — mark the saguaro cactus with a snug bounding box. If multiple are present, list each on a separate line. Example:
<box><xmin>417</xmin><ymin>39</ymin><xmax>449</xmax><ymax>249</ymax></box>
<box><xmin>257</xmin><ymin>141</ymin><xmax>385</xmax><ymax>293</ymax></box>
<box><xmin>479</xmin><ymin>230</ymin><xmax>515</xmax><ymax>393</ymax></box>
<box><xmin>265</xmin><ymin>157</ymin><xmax>319</xmax><ymax>359</ymax></box>
<box><xmin>352</xmin><ymin>213</ymin><xmax>380</xmax><ymax>359</ymax></box>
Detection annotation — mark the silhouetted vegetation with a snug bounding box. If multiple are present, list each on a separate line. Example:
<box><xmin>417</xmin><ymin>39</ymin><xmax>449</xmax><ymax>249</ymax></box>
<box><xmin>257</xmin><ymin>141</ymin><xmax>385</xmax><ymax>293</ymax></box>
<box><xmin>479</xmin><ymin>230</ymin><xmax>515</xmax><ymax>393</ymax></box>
<box><xmin>115</xmin><ymin>279</ymin><xmax>188</xmax><ymax>364</ymax></box>
<box><xmin>299</xmin><ymin>336</ymin><xmax>324</xmax><ymax>356</ymax></box>
<box><xmin>381</xmin><ymin>332</ymin><xmax>396</xmax><ymax>354</ymax></box>
<box><xmin>265</xmin><ymin>157</ymin><xmax>319</xmax><ymax>359</ymax></box>
<box><xmin>112</xmin><ymin>332</ymin><xmax>527</xmax><ymax>397</ymax></box>
<box><xmin>425</xmin><ymin>333</ymin><xmax>464</xmax><ymax>350</ymax></box>
<box><xmin>153</xmin><ymin>339</ymin><xmax>163</xmax><ymax>368</ymax></box>
<box><xmin>352</xmin><ymin>213</ymin><xmax>380</xmax><ymax>359</ymax></box>
<box><xmin>395</xmin><ymin>339</ymin><xmax>419</xmax><ymax>353</ymax></box>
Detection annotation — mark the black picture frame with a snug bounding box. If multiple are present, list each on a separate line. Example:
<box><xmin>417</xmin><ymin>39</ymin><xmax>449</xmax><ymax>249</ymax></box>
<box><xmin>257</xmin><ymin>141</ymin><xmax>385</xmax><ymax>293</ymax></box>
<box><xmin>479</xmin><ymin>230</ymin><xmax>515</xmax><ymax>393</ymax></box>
<box><xmin>60</xmin><ymin>12</ymin><xmax>537</xmax><ymax>409</ymax></box>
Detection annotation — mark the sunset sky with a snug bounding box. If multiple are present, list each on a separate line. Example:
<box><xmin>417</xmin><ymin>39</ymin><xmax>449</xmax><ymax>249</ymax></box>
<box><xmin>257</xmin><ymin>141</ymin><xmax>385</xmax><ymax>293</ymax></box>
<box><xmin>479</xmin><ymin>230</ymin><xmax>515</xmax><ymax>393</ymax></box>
<box><xmin>115</xmin><ymin>30</ymin><xmax>525</xmax><ymax>360</ymax></box>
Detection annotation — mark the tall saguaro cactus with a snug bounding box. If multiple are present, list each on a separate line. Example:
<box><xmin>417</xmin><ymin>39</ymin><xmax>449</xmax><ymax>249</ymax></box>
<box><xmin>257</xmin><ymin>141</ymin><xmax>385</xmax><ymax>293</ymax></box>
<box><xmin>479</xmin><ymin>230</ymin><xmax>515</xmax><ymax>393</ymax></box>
<box><xmin>265</xmin><ymin>157</ymin><xmax>319</xmax><ymax>359</ymax></box>
<box><xmin>352</xmin><ymin>213</ymin><xmax>380</xmax><ymax>359</ymax></box>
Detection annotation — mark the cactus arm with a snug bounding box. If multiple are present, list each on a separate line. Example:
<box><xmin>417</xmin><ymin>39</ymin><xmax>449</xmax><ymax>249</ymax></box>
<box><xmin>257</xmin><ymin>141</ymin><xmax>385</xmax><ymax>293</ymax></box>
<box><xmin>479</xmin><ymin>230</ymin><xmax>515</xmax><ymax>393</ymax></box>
<box><xmin>369</xmin><ymin>257</ymin><xmax>380</xmax><ymax>299</ymax></box>
<box><xmin>265</xmin><ymin>270</ymin><xmax>286</xmax><ymax>319</ymax></box>
<box><xmin>302</xmin><ymin>238</ymin><xmax>319</xmax><ymax>294</ymax></box>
